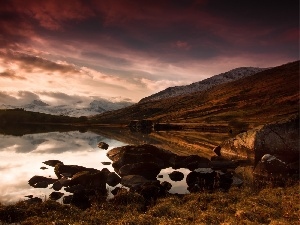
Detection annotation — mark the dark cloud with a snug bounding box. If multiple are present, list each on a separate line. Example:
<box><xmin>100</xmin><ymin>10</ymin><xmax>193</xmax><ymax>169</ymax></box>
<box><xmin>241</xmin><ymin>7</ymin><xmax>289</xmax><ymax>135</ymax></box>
<box><xmin>0</xmin><ymin>0</ymin><xmax>298</xmax><ymax>84</ymax></box>
<box><xmin>0</xmin><ymin>69</ymin><xmax>26</xmax><ymax>80</ymax></box>
<box><xmin>0</xmin><ymin>50</ymin><xmax>79</xmax><ymax>74</ymax></box>
<box><xmin>0</xmin><ymin>91</ymin><xmax>39</xmax><ymax>106</ymax></box>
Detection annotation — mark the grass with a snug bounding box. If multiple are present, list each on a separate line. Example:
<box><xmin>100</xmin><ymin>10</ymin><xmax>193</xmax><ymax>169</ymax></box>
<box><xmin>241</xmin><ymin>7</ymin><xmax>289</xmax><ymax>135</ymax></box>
<box><xmin>0</xmin><ymin>182</ymin><xmax>299</xmax><ymax>225</ymax></box>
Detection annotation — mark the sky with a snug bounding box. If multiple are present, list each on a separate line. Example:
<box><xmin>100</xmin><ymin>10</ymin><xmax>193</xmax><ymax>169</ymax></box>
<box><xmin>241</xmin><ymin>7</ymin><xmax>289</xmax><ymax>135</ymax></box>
<box><xmin>0</xmin><ymin>0</ymin><xmax>299</xmax><ymax>106</ymax></box>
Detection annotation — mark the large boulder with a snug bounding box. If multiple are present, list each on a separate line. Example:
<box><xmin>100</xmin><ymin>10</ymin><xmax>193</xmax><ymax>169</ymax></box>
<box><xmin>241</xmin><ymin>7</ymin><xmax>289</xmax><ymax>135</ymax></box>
<box><xmin>221</xmin><ymin>116</ymin><xmax>299</xmax><ymax>160</ymax></box>
<box><xmin>106</xmin><ymin>172</ymin><xmax>121</xmax><ymax>187</ymax></box>
<box><xmin>121</xmin><ymin>175</ymin><xmax>159</xmax><ymax>188</ymax></box>
<box><xmin>119</xmin><ymin>162</ymin><xmax>161</xmax><ymax>180</ymax></box>
<box><xmin>168</xmin><ymin>171</ymin><xmax>184</xmax><ymax>181</ymax></box>
<box><xmin>28</xmin><ymin>175</ymin><xmax>57</xmax><ymax>188</ymax></box>
<box><xmin>107</xmin><ymin>144</ymin><xmax>175</xmax><ymax>170</ymax></box>
<box><xmin>54</xmin><ymin>163</ymin><xmax>99</xmax><ymax>179</ymax></box>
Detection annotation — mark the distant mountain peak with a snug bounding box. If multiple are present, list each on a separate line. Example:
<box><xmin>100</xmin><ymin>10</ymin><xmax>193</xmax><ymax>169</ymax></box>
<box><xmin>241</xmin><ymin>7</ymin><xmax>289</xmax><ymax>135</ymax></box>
<box><xmin>139</xmin><ymin>67</ymin><xmax>267</xmax><ymax>103</ymax></box>
<box><xmin>32</xmin><ymin>100</ymin><xmax>49</xmax><ymax>107</ymax></box>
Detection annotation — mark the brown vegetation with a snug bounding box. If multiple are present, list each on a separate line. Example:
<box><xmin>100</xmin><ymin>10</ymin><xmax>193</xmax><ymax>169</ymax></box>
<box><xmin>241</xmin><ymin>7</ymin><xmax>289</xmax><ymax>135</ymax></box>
<box><xmin>91</xmin><ymin>61</ymin><xmax>299</xmax><ymax>132</ymax></box>
<box><xmin>0</xmin><ymin>182</ymin><xmax>298</xmax><ymax>224</ymax></box>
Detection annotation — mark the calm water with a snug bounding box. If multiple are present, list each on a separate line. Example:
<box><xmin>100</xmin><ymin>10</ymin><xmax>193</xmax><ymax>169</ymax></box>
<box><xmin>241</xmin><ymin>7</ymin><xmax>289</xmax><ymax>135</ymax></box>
<box><xmin>1</xmin><ymin>129</ymin><xmax>205</xmax><ymax>204</ymax></box>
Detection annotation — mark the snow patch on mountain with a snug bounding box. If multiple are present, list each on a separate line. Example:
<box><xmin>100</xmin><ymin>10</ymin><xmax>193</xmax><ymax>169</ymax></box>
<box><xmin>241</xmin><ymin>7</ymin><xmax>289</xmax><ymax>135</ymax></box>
<box><xmin>1</xmin><ymin>99</ymin><xmax>133</xmax><ymax>117</ymax></box>
<box><xmin>140</xmin><ymin>67</ymin><xmax>267</xmax><ymax>103</ymax></box>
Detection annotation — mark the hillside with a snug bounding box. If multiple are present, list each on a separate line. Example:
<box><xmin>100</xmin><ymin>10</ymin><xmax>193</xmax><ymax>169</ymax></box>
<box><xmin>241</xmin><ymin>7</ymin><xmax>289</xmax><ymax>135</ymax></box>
<box><xmin>91</xmin><ymin>61</ymin><xmax>299</xmax><ymax>130</ymax></box>
<box><xmin>140</xmin><ymin>67</ymin><xmax>266</xmax><ymax>103</ymax></box>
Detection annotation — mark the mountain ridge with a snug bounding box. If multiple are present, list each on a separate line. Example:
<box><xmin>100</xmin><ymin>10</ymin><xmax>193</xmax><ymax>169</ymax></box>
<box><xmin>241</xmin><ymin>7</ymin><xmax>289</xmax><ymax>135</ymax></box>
<box><xmin>91</xmin><ymin>60</ymin><xmax>299</xmax><ymax>130</ymax></box>
<box><xmin>140</xmin><ymin>67</ymin><xmax>267</xmax><ymax>103</ymax></box>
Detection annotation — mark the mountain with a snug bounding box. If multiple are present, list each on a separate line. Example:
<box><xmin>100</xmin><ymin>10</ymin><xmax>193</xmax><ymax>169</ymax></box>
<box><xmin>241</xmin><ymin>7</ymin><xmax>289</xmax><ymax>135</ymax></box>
<box><xmin>140</xmin><ymin>67</ymin><xmax>267</xmax><ymax>103</ymax></box>
<box><xmin>1</xmin><ymin>99</ymin><xmax>133</xmax><ymax>117</ymax></box>
<box><xmin>91</xmin><ymin>61</ymin><xmax>299</xmax><ymax>130</ymax></box>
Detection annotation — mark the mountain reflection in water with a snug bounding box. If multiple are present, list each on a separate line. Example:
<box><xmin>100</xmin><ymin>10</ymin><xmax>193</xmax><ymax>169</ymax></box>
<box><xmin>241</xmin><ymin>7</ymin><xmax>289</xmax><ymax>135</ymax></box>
<box><xmin>0</xmin><ymin>127</ymin><xmax>234</xmax><ymax>204</ymax></box>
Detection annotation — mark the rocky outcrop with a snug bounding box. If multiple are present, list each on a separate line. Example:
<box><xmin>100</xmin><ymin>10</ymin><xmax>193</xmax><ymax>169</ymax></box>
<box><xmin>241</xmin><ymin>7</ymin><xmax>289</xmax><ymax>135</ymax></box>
<box><xmin>221</xmin><ymin>116</ymin><xmax>299</xmax><ymax>160</ymax></box>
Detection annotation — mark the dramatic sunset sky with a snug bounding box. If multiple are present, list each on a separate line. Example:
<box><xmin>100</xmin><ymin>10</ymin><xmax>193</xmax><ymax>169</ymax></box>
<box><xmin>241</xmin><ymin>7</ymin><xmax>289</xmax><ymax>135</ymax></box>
<box><xmin>0</xmin><ymin>0</ymin><xmax>298</xmax><ymax>106</ymax></box>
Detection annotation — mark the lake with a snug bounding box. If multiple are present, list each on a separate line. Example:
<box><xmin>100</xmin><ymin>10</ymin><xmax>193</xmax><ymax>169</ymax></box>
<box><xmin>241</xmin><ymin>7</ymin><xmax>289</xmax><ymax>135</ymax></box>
<box><xmin>0</xmin><ymin>127</ymin><xmax>246</xmax><ymax>204</ymax></box>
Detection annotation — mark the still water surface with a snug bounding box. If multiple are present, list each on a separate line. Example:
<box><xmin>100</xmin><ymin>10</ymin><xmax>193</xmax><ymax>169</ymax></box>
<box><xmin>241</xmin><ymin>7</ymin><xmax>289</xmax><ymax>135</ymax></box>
<box><xmin>1</xmin><ymin>128</ymin><xmax>212</xmax><ymax>204</ymax></box>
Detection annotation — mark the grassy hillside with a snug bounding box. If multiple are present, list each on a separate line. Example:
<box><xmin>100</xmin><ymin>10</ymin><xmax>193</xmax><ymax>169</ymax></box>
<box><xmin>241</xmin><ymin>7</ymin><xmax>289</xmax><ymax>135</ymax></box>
<box><xmin>0</xmin><ymin>182</ymin><xmax>298</xmax><ymax>224</ymax></box>
<box><xmin>91</xmin><ymin>61</ymin><xmax>299</xmax><ymax>130</ymax></box>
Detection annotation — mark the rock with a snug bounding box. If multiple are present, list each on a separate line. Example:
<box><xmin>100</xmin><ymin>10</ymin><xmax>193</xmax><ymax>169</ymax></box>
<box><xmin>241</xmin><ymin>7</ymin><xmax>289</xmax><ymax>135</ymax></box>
<box><xmin>160</xmin><ymin>181</ymin><xmax>172</xmax><ymax>191</ymax></box>
<box><xmin>68</xmin><ymin>171</ymin><xmax>107</xmax><ymax>193</ymax></box>
<box><xmin>64</xmin><ymin>184</ymin><xmax>85</xmax><ymax>193</ymax></box>
<box><xmin>34</xmin><ymin>181</ymin><xmax>49</xmax><ymax>188</ymax></box>
<box><xmin>28</xmin><ymin>175</ymin><xmax>57</xmax><ymax>187</ymax></box>
<box><xmin>121</xmin><ymin>175</ymin><xmax>159</xmax><ymax>188</ymax></box>
<box><xmin>186</xmin><ymin>169</ymin><xmax>217</xmax><ymax>191</ymax></box>
<box><xmin>213</xmin><ymin>146</ymin><xmax>221</xmax><ymax>156</ymax></box>
<box><xmin>107</xmin><ymin>144</ymin><xmax>174</xmax><ymax>170</ymax></box>
<box><xmin>253</xmin><ymin>154</ymin><xmax>289</xmax><ymax>177</ymax></box>
<box><xmin>52</xmin><ymin>181</ymin><xmax>63</xmax><ymax>191</ymax></box>
<box><xmin>221</xmin><ymin>116</ymin><xmax>299</xmax><ymax>160</ymax></box>
<box><xmin>106</xmin><ymin>172</ymin><xmax>121</xmax><ymax>187</ymax></box>
<box><xmin>43</xmin><ymin>160</ymin><xmax>63</xmax><ymax>167</ymax></box>
<box><xmin>168</xmin><ymin>171</ymin><xmax>184</xmax><ymax>181</ymax></box>
<box><xmin>119</xmin><ymin>162</ymin><xmax>161</xmax><ymax>180</ymax></box>
<box><xmin>24</xmin><ymin>195</ymin><xmax>33</xmax><ymax>198</ymax></box>
<box><xmin>49</xmin><ymin>191</ymin><xmax>64</xmax><ymax>200</ymax></box>
<box><xmin>54</xmin><ymin>163</ymin><xmax>99</xmax><ymax>179</ymax></box>
<box><xmin>98</xmin><ymin>142</ymin><xmax>109</xmax><ymax>150</ymax></box>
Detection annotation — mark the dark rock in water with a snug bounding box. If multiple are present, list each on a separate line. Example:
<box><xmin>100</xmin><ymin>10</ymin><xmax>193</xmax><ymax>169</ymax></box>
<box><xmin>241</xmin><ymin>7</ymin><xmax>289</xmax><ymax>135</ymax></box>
<box><xmin>186</xmin><ymin>168</ymin><xmax>217</xmax><ymax>191</ymax></box>
<box><xmin>54</xmin><ymin>163</ymin><xmax>99</xmax><ymax>179</ymax></box>
<box><xmin>101</xmin><ymin>162</ymin><xmax>111</xmax><ymax>165</ymax></box>
<box><xmin>168</xmin><ymin>171</ymin><xmax>184</xmax><ymax>181</ymax></box>
<box><xmin>34</xmin><ymin>181</ymin><xmax>49</xmax><ymax>188</ymax></box>
<box><xmin>101</xmin><ymin>168</ymin><xmax>111</xmax><ymax>177</ymax></box>
<box><xmin>24</xmin><ymin>197</ymin><xmax>42</xmax><ymax>204</ymax></box>
<box><xmin>107</xmin><ymin>144</ymin><xmax>174</xmax><ymax>170</ymax></box>
<box><xmin>121</xmin><ymin>175</ymin><xmax>159</xmax><ymax>188</ymax></box>
<box><xmin>63</xmin><ymin>195</ymin><xmax>73</xmax><ymax>204</ymax></box>
<box><xmin>68</xmin><ymin>171</ymin><xmax>107</xmax><ymax>193</ymax></box>
<box><xmin>28</xmin><ymin>175</ymin><xmax>57</xmax><ymax>188</ymax></box>
<box><xmin>119</xmin><ymin>162</ymin><xmax>161</xmax><ymax>180</ymax></box>
<box><xmin>64</xmin><ymin>184</ymin><xmax>85</xmax><ymax>193</ymax></box>
<box><xmin>106</xmin><ymin>172</ymin><xmax>121</xmax><ymax>187</ymax></box>
<box><xmin>49</xmin><ymin>191</ymin><xmax>64</xmax><ymax>200</ymax></box>
<box><xmin>213</xmin><ymin>146</ymin><xmax>221</xmax><ymax>156</ymax></box>
<box><xmin>98</xmin><ymin>142</ymin><xmax>109</xmax><ymax>150</ymax></box>
<box><xmin>40</xmin><ymin>166</ymin><xmax>48</xmax><ymax>170</ymax></box>
<box><xmin>52</xmin><ymin>180</ymin><xmax>63</xmax><ymax>191</ymax></box>
<box><xmin>43</xmin><ymin>160</ymin><xmax>63</xmax><ymax>167</ymax></box>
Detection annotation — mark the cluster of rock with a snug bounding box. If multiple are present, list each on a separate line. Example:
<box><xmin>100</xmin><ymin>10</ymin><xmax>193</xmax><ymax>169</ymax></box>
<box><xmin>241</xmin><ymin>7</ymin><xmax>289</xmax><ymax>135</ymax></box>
<box><xmin>220</xmin><ymin>116</ymin><xmax>299</xmax><ymax>182</ymax></box>
<box><xmin>107</xmin><ymin>144</ymin><xmax>242</xmax><ymax>197</ymax></box>
<box><xmin>26</xmin><ymin>144</ymin><xmax>243</xmax><ymax>209</ymax></box>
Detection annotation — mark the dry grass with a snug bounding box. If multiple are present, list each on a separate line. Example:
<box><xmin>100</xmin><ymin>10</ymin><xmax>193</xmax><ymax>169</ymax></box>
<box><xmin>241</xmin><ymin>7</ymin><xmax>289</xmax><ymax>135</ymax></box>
<box><xmin>0</xmin><ymin>182</ymin><xmax>299</xmax><ymax>225</ymax></box>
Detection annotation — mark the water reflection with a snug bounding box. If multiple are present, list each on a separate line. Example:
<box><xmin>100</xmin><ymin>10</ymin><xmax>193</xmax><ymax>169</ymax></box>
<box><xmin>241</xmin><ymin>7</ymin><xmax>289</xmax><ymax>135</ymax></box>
<box><xmin>0</xmin><ymin>130</ymin><xmax>126</xmax><ymax>204</ymax></box>
<box><xmin>0</xmin><ymin>127</ymin><xmax>250</xmax><ymax>205</ymax></box>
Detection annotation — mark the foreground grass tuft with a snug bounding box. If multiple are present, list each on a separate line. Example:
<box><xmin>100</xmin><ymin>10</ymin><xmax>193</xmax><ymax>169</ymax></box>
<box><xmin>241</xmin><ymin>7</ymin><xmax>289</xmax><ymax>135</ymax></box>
<box><xmin>0</xmin><ymin>182</ymin><xmax>299</xmax><ymax>225</ymax></box>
